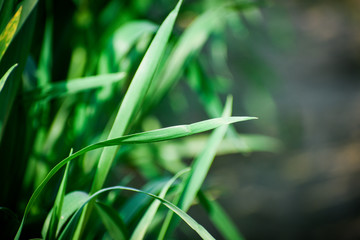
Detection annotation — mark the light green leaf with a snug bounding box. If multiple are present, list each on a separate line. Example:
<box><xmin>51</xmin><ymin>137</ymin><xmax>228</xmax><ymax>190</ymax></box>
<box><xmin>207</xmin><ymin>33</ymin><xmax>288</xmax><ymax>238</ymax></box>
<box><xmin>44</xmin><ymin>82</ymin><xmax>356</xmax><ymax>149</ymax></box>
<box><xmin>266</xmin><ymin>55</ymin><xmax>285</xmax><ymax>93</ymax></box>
<box><xmin>0</xmin><ymin>6</ymin><xmax>21</xmax><ymax>61</ymax></box>
<box><xmin>145</xmin><ymin>6</ymin><xmax>229</xmax><ymax>111</ymax></box>
<box><xmin>15</xmin><ymin>116</ymin><xmax>255</xmax><ymax>239</ymax></box>
<box><xmin>90</xmin><ymin>0</ymin><xmax>183</xmax><ymax>195</ymax></box>
<box><xmin>45</xmin><ymin>153</ymin><xmax>71</xmax><ymax>240</ymax></box>
<box><xmin>158</xmin><ymin>96</ymin><xmax>235</xmax><ymax>239</ymax></box>
<box><xmin>24</xmin><ymin>72</ymin><xmax>126</xmax><ymax>101</ymax></box>
<box><xmin>41</xmin><ymin>191</ymin><xmax>89</xmax><ymax>239</ymax></box>
<box><xmin>0</xmin><ymin>63</ymin><xmax>17</xmax><ymax>92</ymax></box>
<box><xmin>112</xmin><ymin>20</ymin><xmax>158</xmax><ymax>61</ymax></box>
<box><xmin>130</xmin><ymin>168</ymin><xmax>190</xmax><ymax>240</ymax></box>
<box><xmin>61</xmin><ymin>186</ymin><xmax>215</xmax><ymax>240</ymax></box>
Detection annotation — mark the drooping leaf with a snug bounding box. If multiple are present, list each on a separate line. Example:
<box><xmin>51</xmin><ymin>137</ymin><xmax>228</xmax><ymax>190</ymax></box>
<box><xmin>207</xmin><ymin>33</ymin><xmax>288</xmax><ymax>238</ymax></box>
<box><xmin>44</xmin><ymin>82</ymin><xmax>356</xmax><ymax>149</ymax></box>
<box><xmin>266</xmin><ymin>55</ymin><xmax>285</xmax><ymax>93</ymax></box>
<box><xmin>130</xmin><ymin>168</ymin><xmax>190</xmax><ymax>240</ymax></box>
<box><xmin>60</xmin><ymin>186</ymin><xmax>216</xmax><ymax>240</ymax></box>
<box><xmin>15</xmin><ymin>116</ymin><xmax>255</xmax><ymax>239</ymax></box>
<box><xmin>41</xmin><ymin>191</ymin><xmax>89</xmax><ymax>239</ymax></box>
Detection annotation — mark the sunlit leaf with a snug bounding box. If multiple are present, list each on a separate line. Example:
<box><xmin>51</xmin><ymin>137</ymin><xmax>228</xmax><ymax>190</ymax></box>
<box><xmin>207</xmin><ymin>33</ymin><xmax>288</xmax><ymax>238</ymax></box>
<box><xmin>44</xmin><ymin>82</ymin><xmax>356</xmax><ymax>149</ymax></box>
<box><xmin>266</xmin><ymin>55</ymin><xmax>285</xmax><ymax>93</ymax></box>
<box><xmin>15</xmin><ymin>116</ymin><xmax>255</xmax><ymax>239</ymax></box>
<box><xmin>0</xmin><ymin>63</ymin><xmax>17</xmax><ymax>92</ymax></box>
<box><xmin>0</xmin><ymin>6</ymin><xmax>21</xmax><ymax>61</ymax></box>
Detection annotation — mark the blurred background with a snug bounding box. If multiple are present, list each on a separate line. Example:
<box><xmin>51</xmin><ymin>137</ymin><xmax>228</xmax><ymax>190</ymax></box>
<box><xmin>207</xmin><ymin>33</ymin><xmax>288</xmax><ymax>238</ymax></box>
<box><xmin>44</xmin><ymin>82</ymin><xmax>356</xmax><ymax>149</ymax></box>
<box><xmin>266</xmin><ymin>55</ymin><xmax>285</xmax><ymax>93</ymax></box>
<box><xmin>200</xmin><ymin>0</ymin><xmax>360</xmax><ymax>239</ymax></box>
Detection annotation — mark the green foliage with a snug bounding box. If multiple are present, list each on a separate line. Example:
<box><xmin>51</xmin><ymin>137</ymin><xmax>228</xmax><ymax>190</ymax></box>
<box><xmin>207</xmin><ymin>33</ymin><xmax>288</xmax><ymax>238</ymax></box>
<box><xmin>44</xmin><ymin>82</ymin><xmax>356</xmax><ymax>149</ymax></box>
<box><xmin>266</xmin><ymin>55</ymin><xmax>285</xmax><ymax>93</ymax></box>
<box><xmin>0</xmin><ymin>0</ymin><xmax>279</xmax><ymax>239</ymax></box>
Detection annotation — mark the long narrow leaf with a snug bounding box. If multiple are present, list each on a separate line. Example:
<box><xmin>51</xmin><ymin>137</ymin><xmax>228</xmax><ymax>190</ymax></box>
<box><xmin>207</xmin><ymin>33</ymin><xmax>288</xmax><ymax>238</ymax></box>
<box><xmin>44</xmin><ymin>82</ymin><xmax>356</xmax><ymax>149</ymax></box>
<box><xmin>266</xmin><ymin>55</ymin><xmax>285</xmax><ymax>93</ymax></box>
<box><xmin>45</xmin><ymin>152</ymin><xmax>71</xmax><ymax>240</ymax></box>
<box><xmin>158</xmin><ymin>96</ymin><xmax>235</xmax><ymax>239</ymax></box>
<box><xmin>24</xmin><ymin>72</ymin><xmax>126</xmax><ymax>101</ymax></box>
<box><xmin>0</xmin><ymin>63</ymin><xmax>17</xmax><ymax>92</ymax></box>
<box><xmin>15</xmin><ymin>116</ymin><xmax>255</xmax><ymax>239</ymax></box>
<box><xmin>60</xmin><ymin>186</ymin><xmax>216</xmax><ymax>240</ymax></box>
<box><xmin>145</xmin><ymin>6</ymin><xmax>229</xmax><ymax>112</ymax></box>
<box><xmin>130</xmin><ymin>168</ymin><xmax>190</xmax><ymax>240</ymax></box>
<box><xmin>41</xmin><ymin>191</ymin><xmax>89</xmax><ymax>238</ymax></box>
<box><xmin>0</xmin><ymin>6</ymin><xmax>21</xmax><ymax>60</ymax></box>
<box><xmin>90</xmin><ymin>0</ymin><xmax>183</xmax><ymax>195</ymax></box>
<box><xmin>74</xmin><ymin>2</ymin><xmax>183</xmax><ymax>233</ymax></box>
<box><xmin>198</xmin><ymin>191</ymin><xmax>245</xmax><ymax>240</ymax></box>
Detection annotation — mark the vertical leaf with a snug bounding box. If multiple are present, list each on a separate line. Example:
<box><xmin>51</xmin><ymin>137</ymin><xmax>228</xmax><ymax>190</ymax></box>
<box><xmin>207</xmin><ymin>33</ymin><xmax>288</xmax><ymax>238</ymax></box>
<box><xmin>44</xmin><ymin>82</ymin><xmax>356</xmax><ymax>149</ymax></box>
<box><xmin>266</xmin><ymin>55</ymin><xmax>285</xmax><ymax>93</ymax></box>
<box><xmin>158</xmin><ymin>96</ymin><xmax>234</xmax><ymax>239</ymax></box>
<box><xmin>90</xmin><ymin>0</ymin><xmax>183</xmax><ymax>194</ymax></box>
<box><xmin>198</xmin><ymin>191</ymin><xmax>245</xmax><ymax>240</ymax></box>
<box><xmin>0</xmin><ymin>6</ymin><xmax>22</xmax><ymax>61</ymax></box>
<box><xmin>130</xmin><ymin>168</ymin><xmax>190</xmax><ymax>240</ymax></box>
<box><xmin>45</xmin><ymin>151</ymin><xmax>72</xmax><ymax>240</ymax></box>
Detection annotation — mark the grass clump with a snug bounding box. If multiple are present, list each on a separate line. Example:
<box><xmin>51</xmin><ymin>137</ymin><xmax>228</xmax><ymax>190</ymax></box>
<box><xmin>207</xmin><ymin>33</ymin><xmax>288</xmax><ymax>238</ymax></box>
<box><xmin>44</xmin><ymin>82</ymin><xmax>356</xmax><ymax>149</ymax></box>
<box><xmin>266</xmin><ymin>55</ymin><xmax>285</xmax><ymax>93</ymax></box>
<box><xmin>0</xmin><ymin>0</ymin><xmax>277</xmax><ymax>239</ymax></box>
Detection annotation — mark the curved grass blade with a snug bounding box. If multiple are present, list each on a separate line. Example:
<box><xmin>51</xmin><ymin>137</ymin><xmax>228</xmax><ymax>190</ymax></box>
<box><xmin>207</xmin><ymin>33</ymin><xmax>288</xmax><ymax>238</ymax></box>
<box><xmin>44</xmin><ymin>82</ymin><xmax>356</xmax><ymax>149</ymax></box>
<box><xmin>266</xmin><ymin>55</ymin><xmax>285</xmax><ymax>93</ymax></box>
<box><xmin>0</xmin><ymin>63</ymin><xmax>17</xmax><ymax>92</ymax></box>
<box><xmin>121</xmin><ymin>178</ymin><xmax>169</xmax><ymax>224</ymax></box>
<box><xmin>45</xmin><ymin>151</ymin><xmax>71</xmax><ymax>240</ymax></box>
<box><xmin>145</xmin><ymin>6</ymin><xmax>229</xmax><ymax>112</ymax></box>
<box><xmin>41</xmin><ymin>191</ymin><xmax>89</xmax><ymax>238</ymax></box>
<box><xmin>24</xmin><ymin>72</ymin><xmax>126</xmax><ymax>101</ymax></box>
<box><xmin>95</xmin><ymin>202</ymin><xmax>128</xmax><ymax>240</ymax></box>
<box><xmin>77</xmin><ymin>2</ymin><xmax>183</xmax><ymax>235</ymax></box>
<box><xmin>90</xmin><ymin>0</ymin><xmax>183</xmax><ymax>195</ymax></box>
<box><xmin>60</xmin><ymin>186</ymin><xmax>215</xmax><ymax>240</ymax></box>
<box><xmin>158</xmin><ymin>96</ymin><xmax>236</xmax><ymax>239</ymax></box>
<box><xmin>0</xmin><ymin>6</ymin><xmax>21</xmax><ymax>61</ymax></box>
<box><xmin>15</xmin><ymin>116</ymin><xmax>255</xmax><ymax>239</ymax></box>
<box><xmin>198</xmin><ymin>191</ymin><xmax>245</xmax><ymax>240</ymax></box>
<box><xmin>179</xmin><ymin>97</ymin><xmax>233</xmax><ymax>210</ymax></box>
<box><xmin>130</xmin><ymin>168</ymin><xmax>190</xmax><ymax>240</ymax></box>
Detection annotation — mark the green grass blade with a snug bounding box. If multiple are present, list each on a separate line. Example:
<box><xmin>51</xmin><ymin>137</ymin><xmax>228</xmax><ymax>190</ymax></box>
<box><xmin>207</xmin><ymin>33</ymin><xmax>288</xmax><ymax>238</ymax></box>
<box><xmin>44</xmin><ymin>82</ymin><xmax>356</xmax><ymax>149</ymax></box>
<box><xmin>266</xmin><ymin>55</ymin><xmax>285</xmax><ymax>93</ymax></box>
<box><xmin>198</xmin><ymin>191</ymin><xmax>245</xmax><ymax>240</ymax></box>
<box><xmin>90</xmin><ymin>0</ymin><xmax>183</xmax><ymax>195</ymax></box>
<box><xmin>121</xmin><ymin>178</ymin><xmax>169</xmax><ymax>224</ymax></box>
<box><xmin>76</xmin><ymin>3</ymin><xmax>183</xmax><ymax>234</ymax></box>
<box><xmin>15</xmin><ymin>116</ymin><xmax>254</xmax><ymax>239</ymax></box>
<box><xmin>0</xmin><ymin>0</ymin><xmax>37</xmax><ymax>142</ymax></box>
<box><xmin>187</xmin><ymin>60</ymin><xmax>253</xmax><ymax>153</ymax></box>
<box><xmin>0</xmin><ymin>6</ymin><xmax>21</xmax><ymax>61</ymax></box>
<box><xmin>158</xmin><ymin>96</ymin><xmax>235</xmax><ymax>239</ymax></box>
<box><xmin>24</xmin><ymin>72</ymin><xmax>126</xmax><ymax>101</ymax></box>
<box><xmin>145</xmin><ymin>6</ymin><xmax>228</xmax><ymax>111</ymax></box>
<box><xmin>112</xmin><ymin>20</ymin><xmax>158</xmax><ymax>61</ymax></box>
<box><xmin>37</xmin><ymin>16</ymin><xmax>52</xmax><ymax>87</ymax></box>
<box><xmin>45</xmin><ymin>151</ymin><xmax>72</xmax><ymax>240</ymax></box>
<box><xmin>95</xmin><ymin>202</ymin><xmax>128</xmax><ymax>240</ymax></box>
<box><xmin>41</xmin><ymin>191</ymin><xmax>89</xmax><ymax>238</ymax></box>
<box><xmin>17</xmin><ymin>0</ymin><xmax>38</xmax><ymax>33</ymax></box>
<box><xmin>130</xmin><ymin>168</ymin><xmax>190</xmax><ymax>240</ymax></box>
<box><xmin>61</xmin><ymin>186</ymin><xmax>216</xmax><ymax>240</ymax></box>
<box><xmin>0</xmin><ymin>63</ymin><xmax>17</xmax><ymax>92</ymax></box>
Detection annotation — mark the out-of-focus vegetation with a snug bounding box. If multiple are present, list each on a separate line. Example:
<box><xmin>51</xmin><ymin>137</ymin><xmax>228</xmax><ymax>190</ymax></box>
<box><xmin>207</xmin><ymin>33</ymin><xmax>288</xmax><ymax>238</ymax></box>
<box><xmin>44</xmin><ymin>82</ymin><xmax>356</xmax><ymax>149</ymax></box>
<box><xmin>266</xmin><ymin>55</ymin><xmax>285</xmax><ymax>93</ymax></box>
<box><xmin>0</xmin><ymin>0</ymin><xmax>283</xmax><ymax>239</ymax></box>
